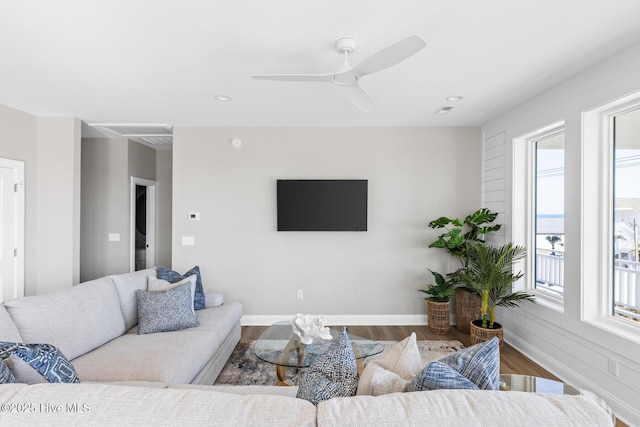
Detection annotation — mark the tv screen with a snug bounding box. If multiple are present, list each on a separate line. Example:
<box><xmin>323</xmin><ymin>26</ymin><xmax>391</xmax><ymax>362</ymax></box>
<box><xmin>277</xmin><ymin>180</ymin><xmax>368</xmax><ymax>231</ymax></box>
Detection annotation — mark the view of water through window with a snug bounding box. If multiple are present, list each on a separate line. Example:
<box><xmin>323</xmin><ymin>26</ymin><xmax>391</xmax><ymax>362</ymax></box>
<box><xmin>535</xmin><ymin>132</ymin><xmax>565</xmax><ymax>298</ymax></box>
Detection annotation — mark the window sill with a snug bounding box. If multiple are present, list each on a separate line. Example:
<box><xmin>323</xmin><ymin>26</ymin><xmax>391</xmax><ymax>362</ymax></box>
<box><xmin>583</xmin><ymin>315</ymin><xmax>640</xmax><ymax>345</ymax></box>
<box><xmin>531</xmin><ymin>289</ymin><xmax>564</xmax><ymax>313</ymax></box>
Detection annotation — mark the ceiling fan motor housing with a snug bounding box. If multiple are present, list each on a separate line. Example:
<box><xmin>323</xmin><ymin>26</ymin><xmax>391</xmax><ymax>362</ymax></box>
<box><xmin>335</xmin><ymin>37</ymin><xmax>356</xmax><ymax>54</ymax></box>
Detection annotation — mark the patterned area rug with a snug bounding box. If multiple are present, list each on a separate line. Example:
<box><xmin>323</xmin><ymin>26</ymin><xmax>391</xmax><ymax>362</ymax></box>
<box><xmin>214</xmin><ymin>339</ymin><xmax>464</xmax><ymax>386</ymax></box>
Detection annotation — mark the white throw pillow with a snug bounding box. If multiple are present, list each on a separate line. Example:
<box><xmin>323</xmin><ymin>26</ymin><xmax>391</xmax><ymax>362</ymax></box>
<box><xmin>148</xmin><ymin>274</ymin><xmax>197</xmax><ymax>315</ymax></box>
<box><xmin>357</xmin><ymin>332</ymin><xmax>423</xmax><ymax>396</ymax></box>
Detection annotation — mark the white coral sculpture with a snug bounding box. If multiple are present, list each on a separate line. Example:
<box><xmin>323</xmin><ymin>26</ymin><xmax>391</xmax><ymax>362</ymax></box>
<box><xmin>291</xmin><ymin>313</ymin><xmax>333</xmax><ymax>345</ymax></box>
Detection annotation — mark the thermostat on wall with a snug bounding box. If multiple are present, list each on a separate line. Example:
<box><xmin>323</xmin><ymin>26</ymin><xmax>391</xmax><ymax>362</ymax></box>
<box><xmin>189</xmin><ymin>212</ymin><xmax>200</xmax><ymax>221</ymax></box>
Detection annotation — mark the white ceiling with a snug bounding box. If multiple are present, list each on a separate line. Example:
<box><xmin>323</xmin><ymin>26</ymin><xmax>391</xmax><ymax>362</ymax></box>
<box><xmin>2</xmin><ymin>0</ymin><xmax>640</xmax><ymax>128</ymax></box>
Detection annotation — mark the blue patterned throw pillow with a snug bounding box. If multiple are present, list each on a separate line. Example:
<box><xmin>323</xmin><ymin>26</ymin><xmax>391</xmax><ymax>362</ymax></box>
<box><xmin>0</xmin><ymin>343</ymin><xmax>79</xmax><ymax>383</ymax></box>
<box><xmin>0</xmin><ymin>358</ymin><xmax>15</xmax><ymax>383</ymax></box>
<box><xmin>136</xmin><ymin>282</ymin><xmax>200</xmax><ymax>334</ymax></box>
<box><xmin>406</xmin><ymin>337</ymin><xmax>500</xmax><ymax>392</ymax></box>
<box><xmin>157</xmin><ymin>265</ymin><xmax>206</xmax><ymax>310</ymax></box>
<box><xmin>296</xmin><ymin>327</ymin><xmax>359</xmax><ymax>405</ymax></box>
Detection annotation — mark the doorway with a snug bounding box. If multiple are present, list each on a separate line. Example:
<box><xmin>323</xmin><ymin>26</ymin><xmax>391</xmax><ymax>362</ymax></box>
<box><xmin>0</xmin><ymin>158</ymin><xmax>24</xmax><ymax>301</ymax></box>
<box><xmin>130</xmin><ymin>177</ymin><xmax>156</xmax><ymax>271</ymax></box>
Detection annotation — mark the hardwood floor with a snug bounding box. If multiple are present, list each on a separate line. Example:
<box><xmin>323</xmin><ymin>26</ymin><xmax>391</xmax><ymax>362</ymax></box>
<box><xmin>241</xmin><ymin>324</ymin><xmax>627</xmax><ymax>427</ymax></box>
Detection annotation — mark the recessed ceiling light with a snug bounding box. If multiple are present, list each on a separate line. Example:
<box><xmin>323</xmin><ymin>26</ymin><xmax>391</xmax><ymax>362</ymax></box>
<box><xmin>215</xmin><ymin>95</ymin><xmax>232</xmax><ymax>102</ymax></box>
<box><xmin>445</xmin><ymin>96</ymin><xmax>463</xmax><ymax>102</ymax></box>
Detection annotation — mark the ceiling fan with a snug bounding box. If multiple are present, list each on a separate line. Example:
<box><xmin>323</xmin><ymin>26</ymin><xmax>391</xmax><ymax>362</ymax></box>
<box><xmin>251</xmin><ymin>35</ymin><xmax>426</xmax><ymax>113</ymax></box>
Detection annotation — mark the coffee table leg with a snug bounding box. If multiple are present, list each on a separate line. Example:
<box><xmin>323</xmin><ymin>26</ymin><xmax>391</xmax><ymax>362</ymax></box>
<box><xmin>351</xmin><ymin>342</ymin><xmax>365</xmax><ymax>375</ymax></box>
<box><xmin>275</xmin><ymin>337</ymin><xmax>301</xmax><ymax>386</ymax></box>
<box><xmin>275</xmin><ymin>364</ymin><xmax>290</xmax><ymax>386</ymax></box>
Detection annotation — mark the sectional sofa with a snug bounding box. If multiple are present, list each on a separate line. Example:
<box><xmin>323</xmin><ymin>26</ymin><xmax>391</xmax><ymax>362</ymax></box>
<box><xmin>0</xmin><ymin>267</ymin><xmax>243</xmax><ymax>384</ymax></box>
<box><xmin>0</xmin><ymin>268</ymin><xmax>615</xmax><ymax>426</ymax></box>
<box><xmin>0</xmin><ymin>382</ymin><xmax>615</xmax><ymax>426</ymax></box>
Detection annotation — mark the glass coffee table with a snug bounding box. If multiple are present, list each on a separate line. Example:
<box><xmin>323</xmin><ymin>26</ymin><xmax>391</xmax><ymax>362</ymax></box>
<box><xmin>500</xmin><ymin>374</ymin><xmax>615</xmax><ymax>424</ymax></box>
<box><xmin>254</xmin><ymin>321</ymin><xmax>384</xmax><ymax>386</ymax></box>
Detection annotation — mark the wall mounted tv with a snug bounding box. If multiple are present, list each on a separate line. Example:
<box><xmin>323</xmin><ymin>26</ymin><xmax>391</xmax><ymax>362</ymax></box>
<box><xmin>277</xmin><ymin>179</ymin><xmax>368</xmax><ymax>231</ymax></box>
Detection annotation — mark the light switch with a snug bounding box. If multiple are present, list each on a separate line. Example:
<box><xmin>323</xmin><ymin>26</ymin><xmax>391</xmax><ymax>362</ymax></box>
<box><xmin>109</xmin><ymin>233</ymin><xmax>120</xmax><ymax>242</ymax></box>
<box><xmin>182</xmin><ymin>236</ymin><xmax>195</xmax><ymax>246</ymax></box>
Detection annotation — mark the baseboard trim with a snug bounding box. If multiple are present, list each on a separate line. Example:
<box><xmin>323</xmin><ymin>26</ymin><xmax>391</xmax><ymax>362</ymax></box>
<box><xmin>504</xmin><ymin>330</ymin><xmax>638</xmax><ymax>426</ymax></box>
<box><xmin>241</xmin><ymin>314</ymin><xmax>430</xmax><ymax>326</ymax></box>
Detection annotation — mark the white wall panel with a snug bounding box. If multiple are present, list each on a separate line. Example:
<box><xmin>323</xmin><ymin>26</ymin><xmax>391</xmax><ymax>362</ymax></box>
<box><xmin>483</xmin><ymin>41</ymin><xmax>640</xmax><ymax>426</ymax></box>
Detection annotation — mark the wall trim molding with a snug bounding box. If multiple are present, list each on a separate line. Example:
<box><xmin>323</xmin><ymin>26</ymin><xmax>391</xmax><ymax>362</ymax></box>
<box><xmin>241</xmin><ymin>314</ymin><xmax>431</xmax><ymax>326</ymax></box>
<box><xmin>504</xmin><ymin>330</ymin><xmax>637</xmax><ymax>426</ymax></box>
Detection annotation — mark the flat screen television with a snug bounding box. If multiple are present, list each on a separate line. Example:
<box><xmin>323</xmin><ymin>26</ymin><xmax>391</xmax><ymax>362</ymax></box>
<box><xmin>277</xmin><ymin>179</ymin><xmax>368</xmax><ymax>231</ymax></box>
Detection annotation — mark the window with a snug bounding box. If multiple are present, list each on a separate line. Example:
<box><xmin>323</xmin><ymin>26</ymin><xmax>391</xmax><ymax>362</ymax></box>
<box><xmin>612</xmin><ymin>107</ymin><xmax>640</xmax><ymax>324</ymax></box>
<box><xmin>534</xmin><ymin>132</ymin><xmax>565</xmax><ymax>299</ymax></box>
<box><xmin>583</xmin><ymin>91</ymin><xmax>640</xmax><ymax>342</ymax></box>
<box><xmin>513</xmin><ymin>122</ymin><xmax>565</xmax><ymax>310</ymax></box>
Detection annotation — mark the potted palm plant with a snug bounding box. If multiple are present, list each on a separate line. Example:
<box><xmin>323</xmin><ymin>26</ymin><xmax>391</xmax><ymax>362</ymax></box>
<box><xmin>457</xmin><ymin>241</ymin><xmax>535</xmax><ymax>348</ymax></box>
<box><xmin>428</xmin><ymin>208</ymin><xmax>502</xmax><ymax>332</ymax></box>
<box><xmin>419</xmin><ymin>270</ymin><xmax>455</xmax><ymax>335</ymax></box>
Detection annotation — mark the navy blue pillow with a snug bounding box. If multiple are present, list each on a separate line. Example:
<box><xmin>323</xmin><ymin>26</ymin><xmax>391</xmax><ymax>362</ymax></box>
<box><xmin>157</xmin><ymin>265</ymin><xmax>206</xmax><ymax>310</ymax></box>
<box><xmin>0</xmin><ymin>343</ymin><xmax>79</xmax><ymax>383</ymax></box>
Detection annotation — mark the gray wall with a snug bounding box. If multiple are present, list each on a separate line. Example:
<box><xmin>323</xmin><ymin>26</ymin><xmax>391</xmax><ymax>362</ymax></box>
<box><xmin>128</xmin><ymin>140</ymin><xmax>156</xmax><ymax>180</ymax></box>
<box><xmin>36</xmin><ymin>117</ymin><xmax>82</xmax><ymax>292</ymax></box>
<box><xmin>80</xmin><ymin>138</ymin><xmax>171</xmax><ymax>281</ymax></box>
<box><xmin>482</xmin><ymin>41</ymin><xmax>640</xmax><ymax>425</ymax></box>
<box><xmin>0</xmin><ymin>104</ymin><xmax>38</xmax><ymax>294</ymax></box>
<box><xmin>172</xmin><ymin>127</ymin><xmax>482</xmax><ymax>324</ymax></box>
<box><xmin>0</xmin><ymin>105</ymin><xmax>81</xmax><ymax>295</ymax></box>
<box><xmin>156</xmin><ymin>149</ymin><xmax>172</xmax><ymax>267</ymax></box>
<box><xmin>80</xmin><ymin>138</ymin><xmax>130</xmax><ymax>280</ymax></box>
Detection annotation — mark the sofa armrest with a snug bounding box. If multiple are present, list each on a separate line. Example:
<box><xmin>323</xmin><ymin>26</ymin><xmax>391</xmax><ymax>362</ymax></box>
<box><xmin>204</xmin><ymin>292</ymin><xmax>224</xmax><ymax>308</ymax></box>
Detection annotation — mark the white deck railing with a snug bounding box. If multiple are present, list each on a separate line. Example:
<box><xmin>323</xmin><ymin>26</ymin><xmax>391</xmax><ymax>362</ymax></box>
<box><xmin>535</xmin><ymin>252</ymin><xmax>640</xmax><ymax>317</ymax></box>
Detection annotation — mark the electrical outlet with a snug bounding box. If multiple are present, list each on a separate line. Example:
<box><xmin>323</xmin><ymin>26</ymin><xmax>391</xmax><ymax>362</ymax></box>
<box><xmin>608</xmin><ymin>357</ymin><xmax>619</xmax><ymax>376</ymax></box>
<box><xmin>297</xmin><ymin>290</ymin><xmax>303</xmax><ymax>299</ymax></box>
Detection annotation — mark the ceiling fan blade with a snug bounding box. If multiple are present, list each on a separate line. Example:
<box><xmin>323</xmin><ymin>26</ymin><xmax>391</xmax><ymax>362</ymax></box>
<box><xmin>351</xmin><ymin>35</ymin><xmax>426</xmax><ymax>76</ymax></box>
<box><xmin>344</xmin><ymin>83</ymin><xmax>375</xmax><ymax>113</ymax></box>
<box><xmin>251</xmin><ymin>73</ymin><xmax>334</xmax><ymax>82</ymax></box>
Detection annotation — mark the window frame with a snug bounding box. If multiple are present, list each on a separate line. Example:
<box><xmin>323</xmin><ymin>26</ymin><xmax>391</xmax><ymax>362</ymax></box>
<box><xmin>582</xmin><ymin>91</ymin><xmax>640</xmax><ymax>343</ymax></box>
<box><xmin>513</xmin><ymin>121</ymin><xmax>566</xmax><ymax>312</ymax></box>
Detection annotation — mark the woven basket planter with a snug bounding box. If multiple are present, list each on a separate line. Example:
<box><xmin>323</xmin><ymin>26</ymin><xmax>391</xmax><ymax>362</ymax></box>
<box><xmin>454</xmin><ymin>289</ymin><xmax>482</xmax><ymax>333</ymax></box>
<box><xmin>469</xmin><ymin>319</ymin><xmax>503</xmax><ymax>349</ymax></box>
<box><xmin>427</xmin><ymin>300</ymin><xmax>451</xmax><ymax>335</ymax></box>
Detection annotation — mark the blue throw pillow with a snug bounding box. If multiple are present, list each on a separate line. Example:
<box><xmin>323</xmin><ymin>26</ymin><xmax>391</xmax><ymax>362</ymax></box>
<box><xmin>296</xmin><ymin>327</ymin><xmax>359</xmax><ymax>405</ymax></box>
<box><xmin>406</xmin><ymin>337</ymin><xmax>500</xmax><ymax>392</ymax></box>
<box><xmin>136</xmin><ymin>282</ymin><xmax>200</xmax><ymax>334</ymax></box>
<box><xmin>157</xmin><ymin>265</ymin><xmax>206</xmax><ymax>310</ymax></box>
<box><xmin>0</xmin><ymin>343</ymin><xmax>79</xmax><ymax>383</ymax></box>
<box><xmin>0</xmin><ymin>358</ymin><xmax>15</xmax><ymax>384</ymax></box>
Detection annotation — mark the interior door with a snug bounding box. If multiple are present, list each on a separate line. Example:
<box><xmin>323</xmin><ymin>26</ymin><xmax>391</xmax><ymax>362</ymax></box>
<box><xmin>0</xmin><ymin>159</ymin><xmax>24</xmax><ymax>301</ymax></box>
<box><xmin>131</xmin><ymin>177</ymin><xmax>156</xmax><ymax>272</ymax></box>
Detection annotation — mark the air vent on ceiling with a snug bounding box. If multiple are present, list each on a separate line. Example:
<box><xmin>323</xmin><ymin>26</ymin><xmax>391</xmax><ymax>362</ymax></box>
<box><xmin>88</xmin><ymin>123</ymin><xmax>173</xmax><ymax>148</ymax></box>
<box><xmin>434</xmin><ymin>105</ymin><xmax>455</xmax><ymax>115</ymax></box>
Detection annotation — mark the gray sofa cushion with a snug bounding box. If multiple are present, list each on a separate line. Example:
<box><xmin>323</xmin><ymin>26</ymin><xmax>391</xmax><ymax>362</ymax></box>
<box><xmin>110</xmin><ymin>268</ymin><xmax>157</xmax><ymax>330</ymax></box>
<box><xmin>5</xmin><ymin>355</ymin><xmax>46</xmax><ymax>384</ymax></box>
<box><xmin>3</xmin><ymin>277</ymin><xmax>126</xmax><ymax>360</ymax></box>
<box><xmin>317</xmin><ymin>389</ymin><xmax>614</xmax><ymax>426</ymax></box>
<box><xmin>0</xmin><ymin>305</ymin><xmax>22</xmax><ymax>343</ymax></box>
<box><xmin>72</xmin><ymin>302</ymin><xmax>243</xmax><ymax>384</ymax></box>
<box><xmin>0</xmin><ymin>383</ymin><xmax>318</xmax><ymax>427</ymax></box>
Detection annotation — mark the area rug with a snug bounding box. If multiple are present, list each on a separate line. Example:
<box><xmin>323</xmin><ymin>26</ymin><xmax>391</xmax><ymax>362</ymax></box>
<box><xmin>214</xmin><ymin>339</ymin><xmax>464</xmax><ymax>386</ymax></box>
